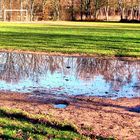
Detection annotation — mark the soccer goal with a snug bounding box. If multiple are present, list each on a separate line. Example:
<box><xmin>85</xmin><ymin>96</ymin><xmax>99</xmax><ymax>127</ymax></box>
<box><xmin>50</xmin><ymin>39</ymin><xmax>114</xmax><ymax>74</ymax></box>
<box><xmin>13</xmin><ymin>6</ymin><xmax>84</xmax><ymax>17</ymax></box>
<box><xmin>4</xmin><ymin>9</ymin><xmax>28</xmax><ymax>21</ymax></box>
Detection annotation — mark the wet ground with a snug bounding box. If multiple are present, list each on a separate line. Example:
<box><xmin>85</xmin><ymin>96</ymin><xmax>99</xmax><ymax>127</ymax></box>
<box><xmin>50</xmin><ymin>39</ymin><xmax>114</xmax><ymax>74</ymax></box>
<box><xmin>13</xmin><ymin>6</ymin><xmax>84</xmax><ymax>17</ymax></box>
<box><xmin>0</xmin><ymin>92</ymin><xmax>139</xmax><ymax>139</ymax></box>
<box><xmin>0</xmin><ymin>51</ymin><xmax>140</xmax><ymax>98</ymax></box>
<box><xmin>0</xmin><ymin>51</ymin><xmax>140</xmax><ymax>139</ymax></box>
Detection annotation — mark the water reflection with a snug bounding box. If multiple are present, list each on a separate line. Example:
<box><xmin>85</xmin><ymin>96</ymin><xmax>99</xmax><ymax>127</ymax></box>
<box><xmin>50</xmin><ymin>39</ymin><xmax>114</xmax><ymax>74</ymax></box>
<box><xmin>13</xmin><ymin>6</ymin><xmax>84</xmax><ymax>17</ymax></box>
<box><xmin>0</xmin><ymin>52</ymin><xmax>140</xmax><ymax>98</ymax></box>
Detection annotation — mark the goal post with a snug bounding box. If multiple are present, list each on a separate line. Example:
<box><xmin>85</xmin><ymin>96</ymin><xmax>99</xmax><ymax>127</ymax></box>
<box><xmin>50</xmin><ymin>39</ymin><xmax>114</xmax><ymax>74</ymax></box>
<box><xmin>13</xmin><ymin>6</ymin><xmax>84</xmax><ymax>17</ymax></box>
<box><xmin>4</xmin><ymin>9</ymin><xmax>28</xmax><ymax>21</ymax></box>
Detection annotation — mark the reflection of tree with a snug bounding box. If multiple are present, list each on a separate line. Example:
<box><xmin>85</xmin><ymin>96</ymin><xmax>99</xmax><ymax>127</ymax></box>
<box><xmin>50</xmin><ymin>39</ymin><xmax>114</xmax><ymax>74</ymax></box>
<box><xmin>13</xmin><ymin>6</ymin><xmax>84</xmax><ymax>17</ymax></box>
<box><xmin>0</xmin><ymin>53</ymin><xmax>19</xmax><ymax>83</ymax></box>
<box><xmin>0</xmin><ymin>52</ymin><xmax>68</xmax><ymax>83</ymax></box>
<box><xmin>76</xmin><ymin>57</ymin><xmax>140</xmax><ymax>92</ymax></box>
<box><xmin>0</xmin><ymin>52</ymin><xmax>140</xmax><ymax>93</ymax></box>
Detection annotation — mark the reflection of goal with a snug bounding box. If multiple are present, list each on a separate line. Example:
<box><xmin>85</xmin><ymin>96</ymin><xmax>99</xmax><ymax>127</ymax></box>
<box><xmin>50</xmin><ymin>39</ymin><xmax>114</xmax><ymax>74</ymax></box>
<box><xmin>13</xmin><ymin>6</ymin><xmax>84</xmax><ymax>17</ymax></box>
<box><xmin>4</xmin><ymin>9</ymin><xmax>28</xmax><ymax>21</ymax></box>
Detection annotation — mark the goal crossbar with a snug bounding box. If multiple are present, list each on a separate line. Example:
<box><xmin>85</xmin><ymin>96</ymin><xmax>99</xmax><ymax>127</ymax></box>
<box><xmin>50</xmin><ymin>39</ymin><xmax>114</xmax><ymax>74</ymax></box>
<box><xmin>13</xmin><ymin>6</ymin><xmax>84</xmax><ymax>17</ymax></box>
<box><xmin>4</xmin><ymin>9</ymin><xmax>28</xmax><ymax>21</ymax></box>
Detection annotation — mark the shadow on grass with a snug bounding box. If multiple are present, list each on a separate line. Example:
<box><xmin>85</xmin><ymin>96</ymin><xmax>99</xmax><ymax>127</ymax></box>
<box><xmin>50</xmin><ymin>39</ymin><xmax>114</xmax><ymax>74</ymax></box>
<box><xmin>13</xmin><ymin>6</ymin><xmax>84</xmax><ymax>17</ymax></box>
<box><xmin>0</xmin><ymin>28</ymin><xmax>140</xmax><ymax>57</ymax></box>
<box><xmin>0</xmin><ymin>108</ymin><xmax>84</xmax><ymax>140</ymax></box>
<box><xmin>0</xmin><ymin>109</ymin><xmax>77</xmax><ymax>133</ymax></box>
<box><xmin>0</xmin><ymin>108</ymin><xmax>115</xmax><ymax>140</ymax></box>
<box><xmin>0</xmin><ymin>135</ymin><xmax>19</xmax><ymax>140</ymax></box>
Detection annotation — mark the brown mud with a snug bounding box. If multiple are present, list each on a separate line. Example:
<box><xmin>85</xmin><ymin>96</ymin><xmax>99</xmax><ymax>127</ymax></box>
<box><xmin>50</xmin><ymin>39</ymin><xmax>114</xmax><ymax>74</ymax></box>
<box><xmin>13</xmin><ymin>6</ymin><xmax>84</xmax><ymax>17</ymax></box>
<box><xmin>0</xmin><ymin>91</ymin><xmax>139</xmax><ymax>140</ymax></box>
<box><xmin>1</xmin><ymin>49</ymin><xmax>140</xmax><ymax>61</ymax></box>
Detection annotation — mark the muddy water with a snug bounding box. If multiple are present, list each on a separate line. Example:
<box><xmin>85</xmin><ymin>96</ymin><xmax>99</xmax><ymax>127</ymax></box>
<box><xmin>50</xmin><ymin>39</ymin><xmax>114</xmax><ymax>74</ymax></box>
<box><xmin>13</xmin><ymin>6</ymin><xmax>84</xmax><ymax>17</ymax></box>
<box><xmin>0</xmin><ymin>52</ymin><xmax>140</xmax><ymax>98</ymax></box>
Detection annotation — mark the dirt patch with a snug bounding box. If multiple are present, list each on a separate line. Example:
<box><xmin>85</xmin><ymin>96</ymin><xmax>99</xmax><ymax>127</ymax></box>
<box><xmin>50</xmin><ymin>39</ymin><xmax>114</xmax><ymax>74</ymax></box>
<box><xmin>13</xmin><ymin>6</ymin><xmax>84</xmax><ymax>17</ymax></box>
<box><xmin>1</xmin><ymin>49</ymin><xmax>140</xmax><ymax>61</ymax></box>
<box><xmin>0</xmin><ymin>92</ymin><xmax>140</xmax><ymax>140</ymax></box>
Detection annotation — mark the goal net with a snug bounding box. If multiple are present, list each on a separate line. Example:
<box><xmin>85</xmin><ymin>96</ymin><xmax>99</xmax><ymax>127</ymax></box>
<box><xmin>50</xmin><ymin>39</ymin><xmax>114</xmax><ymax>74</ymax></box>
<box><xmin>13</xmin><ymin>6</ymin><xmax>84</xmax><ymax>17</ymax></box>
<box><xmin>4</xmin><ymin>9</ymin><xmax>28</xmax><ymax>21</ymax></box>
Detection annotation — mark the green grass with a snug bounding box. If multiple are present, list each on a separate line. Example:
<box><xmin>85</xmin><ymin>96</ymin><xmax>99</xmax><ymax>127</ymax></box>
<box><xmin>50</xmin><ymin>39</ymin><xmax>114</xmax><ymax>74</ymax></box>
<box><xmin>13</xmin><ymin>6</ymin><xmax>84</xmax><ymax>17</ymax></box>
<box><xmin>0</xmin><ymin>21</ymin><xmax>140</xmax><ymax>57</ymax></box>
<box><xmin>0</xmin><ymin>107</ymin><xmax>89</xmax><ymax>140</ymax></box>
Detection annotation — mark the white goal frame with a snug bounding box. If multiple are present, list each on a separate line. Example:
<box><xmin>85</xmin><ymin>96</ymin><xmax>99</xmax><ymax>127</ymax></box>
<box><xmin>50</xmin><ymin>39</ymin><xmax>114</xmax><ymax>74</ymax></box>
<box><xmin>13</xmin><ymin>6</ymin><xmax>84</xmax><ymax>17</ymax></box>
<box><xmin>4</xmin><ymin>9</ymin><xmax>28</xmax><ymax>21</ymax></box>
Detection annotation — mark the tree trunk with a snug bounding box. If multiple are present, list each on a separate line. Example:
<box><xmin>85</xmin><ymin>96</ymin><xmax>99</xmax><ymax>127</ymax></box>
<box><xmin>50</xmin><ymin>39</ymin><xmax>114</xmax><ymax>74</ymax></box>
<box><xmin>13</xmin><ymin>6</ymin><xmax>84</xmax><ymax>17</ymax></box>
<box><xmin>80</xmin><ymin>0</ymin><xmax>83</xmax><ymax>21</ymax></box>
<box><xmin>20</xmin><ymin>0</ymin><xmax>23</xmax><ymax>21</ymax></box>
<box><xmin>130</xmin><ymin>7</ymin><xmax>134</xmax><ymax>20</ymax></box>
<box><xmin>10</xmin><ymin>0</ymin><xmax>12</xmax><ymax>21</ymax></box>
<box><xmin>118</xmin><ymin>0</ymin><xmax>124</xmax><ymax>20</ymax></box>
<box><xmin>138</xmin><ymin>0</ymin><xmax>140</xmax><ymax>20</ymax></box>
<box><xmin>93</xmin><ymin>0</ymin><xmax>98</xmax><ymax>20</ymax></box>
<box><xmin>85</xmin><ymin>0</ymin><xmax>91</xmax><ymax>20</ymax></box>
<box><xmin>105</xmin><ymin>3</ymin><xmax>109</xmax><ymax>21</ymax></box>
<box><xmin>71</xmin><ymin>0</ymin><xmax>75</xmax><ymax>21</ymax></box>
<box><xmin>30</xmin><ymin>0</ymin><xmax>34</xmax><ymax>21</ymax></box>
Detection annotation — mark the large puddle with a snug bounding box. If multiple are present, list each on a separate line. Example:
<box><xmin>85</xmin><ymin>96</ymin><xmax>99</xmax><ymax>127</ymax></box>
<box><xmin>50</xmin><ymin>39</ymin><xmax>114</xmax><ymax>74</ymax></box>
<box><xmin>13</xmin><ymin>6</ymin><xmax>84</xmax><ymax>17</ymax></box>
<box><xmin>0</xmin><ymin>52</ymin><xmax>140</xmax><ymax>98</ymax></box>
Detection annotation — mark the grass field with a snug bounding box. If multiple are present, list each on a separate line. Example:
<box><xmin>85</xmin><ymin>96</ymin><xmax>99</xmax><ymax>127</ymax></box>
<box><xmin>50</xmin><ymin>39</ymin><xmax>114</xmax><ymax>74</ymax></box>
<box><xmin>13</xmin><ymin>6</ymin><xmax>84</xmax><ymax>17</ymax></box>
<box><xmin>0</xmin><ymin>21</ymin><xmax>140</xmax><ymax>57</ymax></box>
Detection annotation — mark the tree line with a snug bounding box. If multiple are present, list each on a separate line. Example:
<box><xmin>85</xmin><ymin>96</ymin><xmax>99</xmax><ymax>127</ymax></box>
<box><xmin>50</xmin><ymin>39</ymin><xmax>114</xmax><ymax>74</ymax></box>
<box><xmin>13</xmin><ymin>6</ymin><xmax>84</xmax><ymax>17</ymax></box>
<box><xmin>1</xmin><ymin>0</ymin><xmax>140</xmax><ymax>21</ymax></box>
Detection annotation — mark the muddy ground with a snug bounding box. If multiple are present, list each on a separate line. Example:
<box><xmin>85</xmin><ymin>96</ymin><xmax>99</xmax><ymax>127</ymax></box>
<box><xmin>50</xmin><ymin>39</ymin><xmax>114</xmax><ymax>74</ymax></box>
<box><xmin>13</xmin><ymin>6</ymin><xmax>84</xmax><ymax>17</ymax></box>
<box><xmin>1</xmin><ymin>49</ymin><xmax>140</xmax><ymax>61</ymax></box>
<box><xmin>0</xmin><ymin>91</ymin><xmax>140</xmax><ymax>140</ymax></box>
